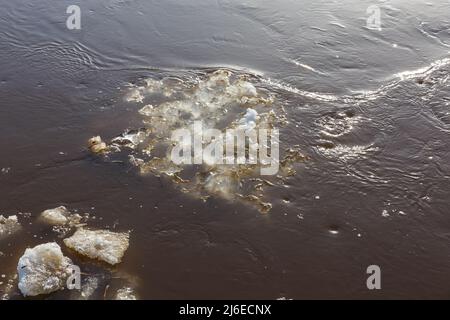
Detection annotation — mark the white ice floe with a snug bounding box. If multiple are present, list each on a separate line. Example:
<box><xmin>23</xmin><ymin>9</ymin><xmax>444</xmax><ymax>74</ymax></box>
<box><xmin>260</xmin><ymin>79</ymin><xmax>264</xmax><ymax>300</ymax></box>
<box><xmin>64</xmin><ymin>228</ymin><xmax>130</xmax><ymax>265</ymax></box>
<box><xmin>17</xmin><ymin>242</ymin><xmax>73</xmax><ymax>297</ymax></box>
<box><xmin>0</xmin><ymin>215</ymin><xmax>21</xmax><ymax>239</ymax></box>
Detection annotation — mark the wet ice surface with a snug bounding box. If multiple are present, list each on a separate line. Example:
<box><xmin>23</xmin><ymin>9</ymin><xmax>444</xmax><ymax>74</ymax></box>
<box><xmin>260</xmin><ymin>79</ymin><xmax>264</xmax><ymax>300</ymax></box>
<box><xmin>17</xmin><ymin>243</ymin><xmax>72</xmax><ymax>297</ymax></box>
<box><xmin>1</xmin><ymin>0</ymin><xmax>450</xmax><ymax>299</ymax></box>
<box><xmin>64</xmin><ymin>229</ymin><xmax>130</xmax><ymax>265</ymax></box>
<box><xmin>40</xmin><ymin>206</ymin><xmax>84</xmax><ymax>227</ymax></box>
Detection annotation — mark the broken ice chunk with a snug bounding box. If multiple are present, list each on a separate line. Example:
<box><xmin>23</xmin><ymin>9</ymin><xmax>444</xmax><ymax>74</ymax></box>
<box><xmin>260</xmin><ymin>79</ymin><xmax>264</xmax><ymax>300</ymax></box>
<box><xmin>0</xmin><ymin>215</ymin><xmax>21</xmax><ymax>240</ymax></box>
<box><xmin>64</xmin><ymin>229</ymin><xmax>130</xmax><ymax>265</ymax></box>
<box><xmin>111</xmin><ymin>129</ymin><xmax>147</xmax><ymax>150</ymax></box>
<box><xmin>138</xmin><ymin>104</ymin><xmax>155</xmax><ymax>116</ymax></box>
<box><xmin>40</xmin><ymin>206</ymin><xmax>70</xmax><ymax>225</ymax></box>
<box><xmin>204</xmin><ymin>172</ymin><xmax>238</xmax><ymax>200</ymax></box>
<box><xmin>17</xmin><ymin>242</ymin><xmax>73</xmax><ymax>297</ymax></box>
<box><xmin>126</xmin><ymin>88</ymin><xmax>144</xmax><ymax>103</ymax></box>
<box><xmin>115</xmin><ymin>287</ymin><xmax>137</xmax><ymax>300</ymax></box>
<box><xmin>227</xmin><ymin>78</ymin><xmax>258</xmax><ymax>98</ymax></box>
<box><xmin>238</xmin><ymin>108</ymin><xmax>258</xmax><ymax>131</ymax></box>
<box><xmin>40</xmin><ymin>206</ymin><xmax>83</xmax><ymax>228</ymax></box>
<box><xmin>88</xmin><ymin>136</ymin><xmax>108</xmax><ymax>154</ymax></box>
<box><xmin>78</xmin><ymin>276</ymin><xmax>99</xmax><ymax>300</ymax></box>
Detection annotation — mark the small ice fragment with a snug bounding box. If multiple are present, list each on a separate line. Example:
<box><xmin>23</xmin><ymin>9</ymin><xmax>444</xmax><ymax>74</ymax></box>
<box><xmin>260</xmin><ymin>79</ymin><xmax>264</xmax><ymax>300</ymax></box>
<box><xmin>381</xmin><ymin>209</ymin><xmax>390</xmax><ymax>217</ymax></box>
<box><xmin>126</xmin><ymin>89</ymin><xmax>144</xmax><ymax>103</ymax></box>
<box><xmin>138</xmin><ymin>104</ymin><xmax>155</xmax><ymax>116</ymax></box>
<box><xmin>111</xmin><ymin>130</ymin><xmax>146</xmax><ymax>149</ymax></box>
<box><xmin>115</xmin><ymin>287</ymin><xmax>137</xmax><ymax>300</ymax></box>
<box><xmin>0</xmin><ymin>215</ymin><xmax>21</xmax><ymax>239</ymax></box>
<box><xmin>239</xmin><ymin>108</ymin><xmax>258</xmax><ymax>131</ymax></box>
<box><xmin>88</xmin><ymin>136</ymin><xmax>108</xmax><ymax>154</ymax></box>
<box><xmin>231</xmin><ymin>79</ymin><xmax>258</xmax><ymax>97</ymax></box>
<box><xmin>1</xmin><ymin>167</ymin><xmax>11</xmax><ymax>174</ymax></box>
<box><xmin>78</xmin><ymin>276</ymin><xmax>99</xmax><ymax>300</ymax></box>
<box><xmin>17</xmin><ymin>242</ymin><xmax>73</xmax><ymax>297</ymax></box>
<box><xmin>204</xmin><ymin>173</ymin><xmax>236</xmax><ymax>200</ymax></box>
<box><xmin>244</xmin><ymin>108</ymin><xmax>258</xmax><ymax>123</ymax></box>
<box><xmin>315</xmin><ymin>195</ymin><xmax>320</xmax><ymax>200</ymax></box>
<box><xmin>64</xmin><ymin>228</ymin><xmax>130</xmax><ymax>265</ymax></box>
<box><xmin>129</xmin><ymin>155</ymin><xmax>144</xmax><ymax>167</ymax></box>
<box><xmin>40</xmin><ymin>206</ymin><xmax>70</xmax><ymax>226</ymax></box>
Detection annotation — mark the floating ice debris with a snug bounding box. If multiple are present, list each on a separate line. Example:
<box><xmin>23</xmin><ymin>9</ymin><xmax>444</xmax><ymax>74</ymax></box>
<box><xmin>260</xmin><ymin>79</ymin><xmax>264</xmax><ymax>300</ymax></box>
<box><xmin>238</xmin><ymin>108</ymin><xmax>258</xmax><ymax>131</ymax></box>
<box><xmin>77</xmin><ymin>276</ymin><xmax>99</xmax><ymax>300</ymax></box>
<box><xmin>40</xmin><ymin>206</ymin><xmax>83</xmax><ymax>227</ymax></box>
<box><xmin>204</xmin><ymin>172</ymin><xmax>238</xmax><ymax>200</ymax></box>
<box><xmin>88</xmin><ymin>136</ymin><xmax>108</xmax><ymax>154</ymax></box>
<box><xmin>115</xmin><ymin>287</ymin><xmax>137</xmax><ymax>300</ymax></box>
<box><xmin>17</xmin><ymin>242</ymin><xmax>73</xmax><ymax>297</ymax></box>
<box><xmin>126</xmin><ymin>88</ymin><xmax>144</xmax><ymax>103</ymax></box>
<box><xmin>64</xmin><ymin>228</ymin><xmax>130</xmax><ymax>265</ymax></box>
<box><xmin>0</xmin><ymin>215</ymin><xmax>21</xmax><ymax>240</ymax></box>
<box><xmin>138</xmin><ymin>104</ymin><xmax>154</xmax><ymax>116</ymax></box>
<box><xmin>111</xmin><ymin>129</ymin><xmax>148</xmax><ymax>150</ymax></box>
<box><xmin>40</xmin><ymin>206</ymin><xmax>69</xmax><ymax>225</ymax></box>
<box><xmin>1</xmin><ymin>167</ymin><xmax>11</xmax><ymax>174</ymax></box>
<box><xmin>227</xmin><ymin>78</ymin><xmax>258</xmax><ymax>98</ymax></box>
<box><xmin>128</xmin><ymin>155</ymin><xmax>145</xmax><ymax>167</ymax></box>
<box><xmin>94</xmin><ymin>69</ymin><xmax>307</xmax><ymax>213</ymax></box>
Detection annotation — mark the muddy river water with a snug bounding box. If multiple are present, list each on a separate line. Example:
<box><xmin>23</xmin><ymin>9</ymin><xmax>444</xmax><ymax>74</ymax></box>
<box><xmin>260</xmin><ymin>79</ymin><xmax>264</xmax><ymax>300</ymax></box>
<box><xmin>1</xmin><ymin>0</ymin><xmax>450</xmax><ymax>299</ymax></box>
